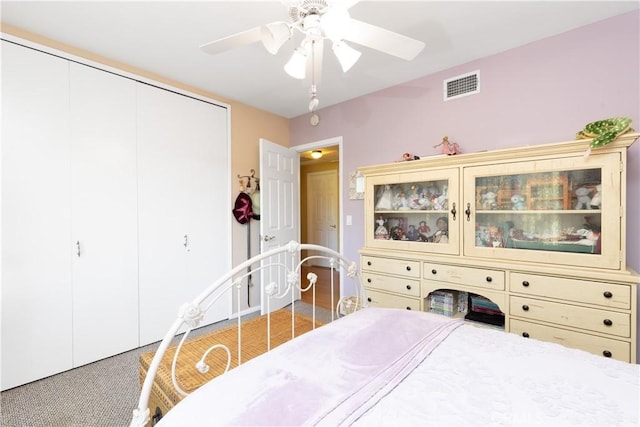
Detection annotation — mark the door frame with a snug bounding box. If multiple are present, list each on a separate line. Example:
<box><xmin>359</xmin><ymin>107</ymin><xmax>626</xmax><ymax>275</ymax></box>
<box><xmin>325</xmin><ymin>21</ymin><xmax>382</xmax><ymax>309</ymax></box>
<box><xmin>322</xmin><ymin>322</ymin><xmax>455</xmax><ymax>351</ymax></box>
<box><xmin>294</xmin><ymin>136</ymin><xmax>344</xmax><ymax>299</ymax></box>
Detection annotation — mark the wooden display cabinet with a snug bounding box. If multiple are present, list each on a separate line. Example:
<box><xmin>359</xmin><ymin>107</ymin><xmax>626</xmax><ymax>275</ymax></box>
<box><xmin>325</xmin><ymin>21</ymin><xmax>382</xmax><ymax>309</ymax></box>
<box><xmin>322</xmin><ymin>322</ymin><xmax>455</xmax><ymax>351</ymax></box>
<box><xmin>359</xmin><ymin>133</ymin><xmax>639</xmax><ymax>363</ymax></box>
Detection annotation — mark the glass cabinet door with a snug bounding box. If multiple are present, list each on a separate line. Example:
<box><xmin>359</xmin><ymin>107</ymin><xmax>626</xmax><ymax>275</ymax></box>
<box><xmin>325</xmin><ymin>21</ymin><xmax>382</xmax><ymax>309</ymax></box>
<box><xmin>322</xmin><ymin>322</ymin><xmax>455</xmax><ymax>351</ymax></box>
<box><xmin>366</xmin><ymin>169</ymin><xmax>460</xmax><ymax>255</ymax></box>
<box><xmin>463</xmin><ymin>152</ymin><xmax>621</xmax><ymax>269</ymax></box>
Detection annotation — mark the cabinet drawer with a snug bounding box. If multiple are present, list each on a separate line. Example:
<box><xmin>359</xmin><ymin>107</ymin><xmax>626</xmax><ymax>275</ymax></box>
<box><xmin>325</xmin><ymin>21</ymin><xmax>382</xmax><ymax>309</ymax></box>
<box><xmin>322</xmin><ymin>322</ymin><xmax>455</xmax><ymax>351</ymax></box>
<box><xmin>510</xmin><ymin>296</ymin><xmax>630</xmax><ymax>338</ymax></box>
<box><xmin>361</xmin><ymin>256</ymin><xmax>420</xmax><ymax>278</ymax></box>
<box><xmin>510</xmin><ymin>273</ymin><xmax>630</xmax><ymax>309</ymax></box>
<box><xmin>423</xmin><ymin>263</ymin><xmax>505</xmax><ymax>291</ymax></box>
<box><xmin>361</xmin><ymin>272</ymin><xmax>420</xmax><ymax>297</ymax></box>
<box><xmin>510</xmin><ymin>319</ymin><xmax>630</xmax><ymax>362</ymax></box>
<box><xmin>364</xmin><ymin>288</ymin><xmax>421</xmax><ymax>311</ymax></box>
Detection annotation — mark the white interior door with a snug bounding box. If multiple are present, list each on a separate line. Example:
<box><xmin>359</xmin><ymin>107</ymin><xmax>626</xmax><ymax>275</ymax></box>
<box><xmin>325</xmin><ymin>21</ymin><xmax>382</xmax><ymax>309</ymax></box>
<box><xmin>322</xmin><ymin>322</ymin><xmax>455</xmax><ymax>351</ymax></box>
<box><xmin>306</xmin><ymin>170</ymin><xmax>339</xmax><ymax>267</ymax></box>
<box><xmin>259</xmin><ymin>138</ymin><xmax>300</xmax><ymax>314</ymax></box>
<box><xmin>69</xmin><ymin>63</ymin><xmax>139</xmax><ymax>366</ymax></box>
<box><xmin>137</xmin><ymin>84</ymin><xmax>230</xmax><ymax>345</ymax></box>
<box><xmin>1</xmin><ymin>41</ymin><xmax>73</xmax><ymax>390</ymax></box>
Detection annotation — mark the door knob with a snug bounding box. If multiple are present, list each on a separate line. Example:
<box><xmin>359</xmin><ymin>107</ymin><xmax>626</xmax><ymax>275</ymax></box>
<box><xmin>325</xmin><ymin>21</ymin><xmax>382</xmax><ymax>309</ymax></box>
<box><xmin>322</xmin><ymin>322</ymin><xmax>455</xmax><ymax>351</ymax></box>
<box><xmin>263</xmin><ymin>235</ymin><xmax>276</xmax><ymax>242</ymax></box>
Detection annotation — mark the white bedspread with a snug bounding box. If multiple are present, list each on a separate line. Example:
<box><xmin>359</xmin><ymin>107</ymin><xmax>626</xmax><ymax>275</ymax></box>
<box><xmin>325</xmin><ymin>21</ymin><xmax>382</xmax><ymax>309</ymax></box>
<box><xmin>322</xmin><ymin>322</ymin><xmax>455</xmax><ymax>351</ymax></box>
<box><xmin>157</xmin><ymin>308</ymin><xmax>640</xmax><ymax>426</ymax></box>
<box><xmin>357</xmin><ymin>323</ymin><xmax>640</xmax><ymax>426</ymax></box>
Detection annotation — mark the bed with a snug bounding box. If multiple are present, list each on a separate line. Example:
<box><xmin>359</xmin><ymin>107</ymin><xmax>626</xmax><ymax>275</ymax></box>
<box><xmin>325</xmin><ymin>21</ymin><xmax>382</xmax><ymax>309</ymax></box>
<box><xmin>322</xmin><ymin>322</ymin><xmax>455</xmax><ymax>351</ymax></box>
<box><xmin>131</xmin><ymin>241</ymin><xmax>640</xmax><ymax>426</ymax></box>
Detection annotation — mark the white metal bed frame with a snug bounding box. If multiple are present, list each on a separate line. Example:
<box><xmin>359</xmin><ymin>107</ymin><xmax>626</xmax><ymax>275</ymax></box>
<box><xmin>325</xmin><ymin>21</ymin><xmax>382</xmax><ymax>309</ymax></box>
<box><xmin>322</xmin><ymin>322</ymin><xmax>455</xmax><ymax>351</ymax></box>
<box><xmin>131</xmin><ymin>240</ymin><xmax>366</xmax><ymax>427</ymax></box>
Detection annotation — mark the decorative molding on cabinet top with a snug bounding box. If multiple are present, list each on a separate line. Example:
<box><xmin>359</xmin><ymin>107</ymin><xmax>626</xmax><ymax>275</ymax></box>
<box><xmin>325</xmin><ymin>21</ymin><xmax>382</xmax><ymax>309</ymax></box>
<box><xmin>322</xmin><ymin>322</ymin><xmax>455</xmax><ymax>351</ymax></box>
<box><xmin>359</xmin><ymin>133</ymin><xmax>638</xmax><ymax>175</ymax></box>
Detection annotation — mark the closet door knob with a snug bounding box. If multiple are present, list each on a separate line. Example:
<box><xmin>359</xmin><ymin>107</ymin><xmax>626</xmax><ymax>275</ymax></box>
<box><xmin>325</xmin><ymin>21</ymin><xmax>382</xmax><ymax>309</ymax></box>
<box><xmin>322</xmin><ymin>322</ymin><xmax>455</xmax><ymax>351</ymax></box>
<box><xmin>76</xmin><ymin>241</ymin><xmax>81</xmax><ymax>257</ymax></box>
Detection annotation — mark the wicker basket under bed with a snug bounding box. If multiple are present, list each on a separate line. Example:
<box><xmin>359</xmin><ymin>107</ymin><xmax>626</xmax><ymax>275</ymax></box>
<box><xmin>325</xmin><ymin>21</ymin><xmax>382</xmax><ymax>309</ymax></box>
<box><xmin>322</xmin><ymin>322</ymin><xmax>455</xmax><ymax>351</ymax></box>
<box><xmin>139</xmin><ymin>309</ymin><xmax>323</xmax><ymax>423</ymax></box>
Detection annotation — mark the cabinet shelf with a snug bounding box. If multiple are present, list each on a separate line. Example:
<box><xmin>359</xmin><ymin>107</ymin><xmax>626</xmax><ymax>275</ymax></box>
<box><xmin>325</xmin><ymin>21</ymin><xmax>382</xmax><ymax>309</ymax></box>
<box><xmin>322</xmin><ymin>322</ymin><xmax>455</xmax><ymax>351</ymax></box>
<box><xmin>476</xmin><ymin>209</ymin><xmax>602</xmax><ymax>214</ymax></box>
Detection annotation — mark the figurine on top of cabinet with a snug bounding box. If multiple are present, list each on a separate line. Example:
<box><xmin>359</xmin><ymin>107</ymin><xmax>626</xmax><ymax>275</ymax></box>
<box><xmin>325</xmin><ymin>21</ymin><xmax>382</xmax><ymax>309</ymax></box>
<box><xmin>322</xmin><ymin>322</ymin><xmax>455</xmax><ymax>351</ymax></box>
<box><xmin>433</xmin><ymin>135</ymin><xmax>461</xmax><ymax>155</ymax></box>
<box><xmin>401</xmin><ymin>152</ymin><xmax>421</xmax><ymax>161</ymax></box>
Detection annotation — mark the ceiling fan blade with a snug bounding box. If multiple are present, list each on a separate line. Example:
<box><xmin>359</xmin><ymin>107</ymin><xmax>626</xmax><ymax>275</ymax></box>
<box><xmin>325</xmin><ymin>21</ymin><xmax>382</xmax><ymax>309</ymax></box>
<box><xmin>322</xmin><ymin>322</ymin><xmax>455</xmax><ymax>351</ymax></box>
<box><xmin>346</xmin><ymin>19</ymin><xmax>425</xmax><ymax>61</ymax></box>
<box><xmin>200</xmin><ymin>26</ymin><xmax>263</xmax><ymax>55</ymax></box>
<box><xmin>326</xmin><ymin>0</ymin><xmax>360</xmax><ymax>9</ymax></box>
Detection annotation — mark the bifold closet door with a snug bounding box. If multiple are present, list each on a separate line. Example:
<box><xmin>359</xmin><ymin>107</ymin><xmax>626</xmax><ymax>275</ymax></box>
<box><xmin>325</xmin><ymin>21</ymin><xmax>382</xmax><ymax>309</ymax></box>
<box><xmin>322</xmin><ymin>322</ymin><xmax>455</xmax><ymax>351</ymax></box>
<box><xmin>137</xmin><ymin>83</ymin><xmax>230</xmax><ymax>346</ymax></box>
<box><xmin>69</xmin><ymin>63</ymin><xmax>139</xmax><ymax>366</ymax></box>
<box><xmin>1</xmin><ymin>42</ymin><xmax>73</xmax><ymax>390</ymax></box>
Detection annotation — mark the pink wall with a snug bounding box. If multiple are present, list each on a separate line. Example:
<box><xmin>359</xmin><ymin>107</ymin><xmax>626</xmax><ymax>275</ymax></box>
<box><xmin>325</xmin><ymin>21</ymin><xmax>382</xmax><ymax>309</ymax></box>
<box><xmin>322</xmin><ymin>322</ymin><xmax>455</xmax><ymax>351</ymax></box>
<box><xmin>290</xmin><ymin>10</ymin><xmax>639</xmax><ymax>275</ymax></box>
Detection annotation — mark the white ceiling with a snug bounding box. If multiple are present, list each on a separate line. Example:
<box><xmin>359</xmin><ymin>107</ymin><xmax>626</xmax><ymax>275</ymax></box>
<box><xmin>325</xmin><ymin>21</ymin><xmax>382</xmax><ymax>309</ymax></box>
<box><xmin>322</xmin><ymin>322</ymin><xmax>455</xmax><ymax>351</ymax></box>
<box><xmin>1</xmin><ymin>1</ymin><xmax>638</xmax><ymax>119</ymax></box>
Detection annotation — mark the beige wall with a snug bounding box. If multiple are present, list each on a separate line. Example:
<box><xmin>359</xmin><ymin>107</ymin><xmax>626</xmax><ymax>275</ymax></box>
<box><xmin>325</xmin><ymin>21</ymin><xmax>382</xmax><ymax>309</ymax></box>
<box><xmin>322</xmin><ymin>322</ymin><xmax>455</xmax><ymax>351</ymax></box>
<box><xmin>2</xmin><ymin>24</ymin><xmax>290</xmax><ymax>311</ymax></box>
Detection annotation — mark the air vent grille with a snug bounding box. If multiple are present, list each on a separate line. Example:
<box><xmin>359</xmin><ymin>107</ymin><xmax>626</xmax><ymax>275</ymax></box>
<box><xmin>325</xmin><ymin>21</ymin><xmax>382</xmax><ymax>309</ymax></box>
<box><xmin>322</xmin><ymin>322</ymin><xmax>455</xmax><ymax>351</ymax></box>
<box><xmin>444</xmin><ymin>70</ymin><xmax>480</xmax><ymax>101</ymax></box>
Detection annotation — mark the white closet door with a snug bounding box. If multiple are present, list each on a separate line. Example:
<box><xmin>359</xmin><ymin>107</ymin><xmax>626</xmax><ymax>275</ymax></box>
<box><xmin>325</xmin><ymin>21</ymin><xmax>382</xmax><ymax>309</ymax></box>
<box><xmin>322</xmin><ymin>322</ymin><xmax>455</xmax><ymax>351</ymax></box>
<box><xmin>1</xmin><ymin>42</ymin><xmax>73</xmax><ymax>390</ymax></box>
<box><xmin>137</xmin><ymin>84</ymin><xmax>230</xmax><ymax>345</ymax></box>
<box><xmin>183</xmin><ymin>97</ymin><xmax>230</xmax><ymax>315</ymax></box>
<box><xmin>69</xmin><ymin>63</ymin><xmax>139</xmax><ymax>366</ymax></box>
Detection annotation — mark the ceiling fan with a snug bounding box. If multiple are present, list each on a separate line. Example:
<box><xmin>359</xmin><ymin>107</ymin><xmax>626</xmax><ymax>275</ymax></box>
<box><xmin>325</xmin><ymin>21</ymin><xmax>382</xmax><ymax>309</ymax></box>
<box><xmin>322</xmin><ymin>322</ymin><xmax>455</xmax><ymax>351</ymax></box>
<box><xmin>200</xmin><ymin>0</ymin><xmax>425</xmax><ymax>118</ymax></box>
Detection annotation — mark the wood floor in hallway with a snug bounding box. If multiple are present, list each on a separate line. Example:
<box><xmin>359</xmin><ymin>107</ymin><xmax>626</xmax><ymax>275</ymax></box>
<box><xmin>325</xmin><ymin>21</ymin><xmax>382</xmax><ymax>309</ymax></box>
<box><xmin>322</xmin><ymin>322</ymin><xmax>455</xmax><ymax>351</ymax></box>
<box><xmin>300</xmin><ymin>266</ymin><xmax>340</xmax><ymax>311</ymax></box>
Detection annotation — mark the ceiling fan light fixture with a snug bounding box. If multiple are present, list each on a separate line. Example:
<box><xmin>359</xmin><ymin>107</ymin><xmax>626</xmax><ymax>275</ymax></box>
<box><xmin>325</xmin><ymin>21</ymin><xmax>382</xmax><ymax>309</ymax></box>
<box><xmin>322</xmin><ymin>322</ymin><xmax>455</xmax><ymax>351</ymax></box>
<box><xmin>332</xmin><ymin>40</ymin><xmax>361</xmax><ymax>72</ymax></box>
<box><xmin>320</xmin><ymin>6</ymin><xmax>352</xmax><ymax>41</ymax></box>
<box><xmin>311</xmin><ymin>150</ymin><xmax>323</xmax><ymax>159</ymax></box>
<box><xmin>284</xmin><ymin>47</ymin><xmax>307</xmax><ymax>79</ymax></box>
<box><xmin>261</xmin><ymin>22</ymin><xmax>292</xmax><ymax>54</ymax></box>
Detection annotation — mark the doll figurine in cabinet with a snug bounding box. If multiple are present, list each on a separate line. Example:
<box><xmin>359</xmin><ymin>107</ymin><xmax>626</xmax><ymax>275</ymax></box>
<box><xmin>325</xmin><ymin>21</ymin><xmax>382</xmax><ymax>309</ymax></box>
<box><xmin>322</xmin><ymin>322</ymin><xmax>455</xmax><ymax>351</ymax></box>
<box><xmin>418</xmin><ymin>221</ymin><xmax>431</xmax><ymax>241</ymax></box>
<box><xmin>374</xmin><ymin>217</ymin><xmax>389</xmax><ymax>239</ymax></box>
<box><xmin>574</xmin><ymin>187</ymin><xmax>592</xmax><ymax>210</ymax></box>
<box><xmin>430</xmin><ymin>217</ymin><xmax>449</xmax><ymax>243</ymax></box>
<box><xmin>590</xmin><ymin>185</ymin><xmax>602</xmax><ymax>209</ymax></box>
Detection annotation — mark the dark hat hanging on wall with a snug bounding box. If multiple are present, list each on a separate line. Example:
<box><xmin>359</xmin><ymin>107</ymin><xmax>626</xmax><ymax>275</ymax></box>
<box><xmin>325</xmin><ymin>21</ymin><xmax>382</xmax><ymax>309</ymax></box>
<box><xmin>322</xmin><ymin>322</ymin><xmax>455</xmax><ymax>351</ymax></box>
<box><xmin>233</xmin><ymin>192</ymin><xmax>254</xmax><ymax>224</ymax></box>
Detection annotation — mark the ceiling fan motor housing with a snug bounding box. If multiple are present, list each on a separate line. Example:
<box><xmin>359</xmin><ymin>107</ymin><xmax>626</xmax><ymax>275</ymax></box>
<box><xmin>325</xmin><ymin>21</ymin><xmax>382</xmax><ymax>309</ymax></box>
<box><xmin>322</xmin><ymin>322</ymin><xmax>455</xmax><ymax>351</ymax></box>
<box><xmin>288</xmin><ymin>0</ymin><xmax>329</xmax><ymax>22</ymax></box>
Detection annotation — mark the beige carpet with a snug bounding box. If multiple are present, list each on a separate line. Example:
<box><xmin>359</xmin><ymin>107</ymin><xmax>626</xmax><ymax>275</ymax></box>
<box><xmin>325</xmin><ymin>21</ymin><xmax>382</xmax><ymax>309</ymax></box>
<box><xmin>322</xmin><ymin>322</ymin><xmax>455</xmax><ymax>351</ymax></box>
<box><xmin>0</xmin><ymin>303</ymin><xmax>332</xmax><ymax>427</ymax></box>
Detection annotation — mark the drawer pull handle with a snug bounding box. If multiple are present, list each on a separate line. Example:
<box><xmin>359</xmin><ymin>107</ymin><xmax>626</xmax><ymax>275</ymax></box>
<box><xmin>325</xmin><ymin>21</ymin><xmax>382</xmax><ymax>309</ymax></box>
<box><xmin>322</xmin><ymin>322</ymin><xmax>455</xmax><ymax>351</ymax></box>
<box><xmin>367</xmin><ymin>261</ymin><xmax>372</xmax><ymax>266</ymax></box>
<box><xmin>603</xmin><ymin>319</ymin><xmax>613</xmax><ymax>326</ymax></box>
<box><xmin>367</xmin><ymin>278</ymin><xmax>372</xmax><ymax>283</ymax></box>
<box><xmin>485</xmin><ymin>276</ymin><xmax>492</xmax><ymax>283</ymax></box>
<box><xmin>431</xmin><ymin>269</ymin><xmax>437</xmax><ymax>275</ymax></box>
<box><xmin>522</xmin><ymin>304</ymin><xmax>529</xmax><ymax>311</ymax></box>
<box><xmin>522</xmin><ymin>280</ymin><xmax>530</xmax><ymax>287</ymax></box>
<box><xmin>465</xmin><ymin>202</ymin><xmax>472</xmax><ymax>221</ymax></box>
<box><xmin>406</xmin><ymin>307</ymin><xmax>412</xmax><ymax>310</ymax></box>
<box><xmin>451</xmin><ymin>202</ymin><xmax>457</xmax><ymax>221</ymax></box>
<box><xmin>406</xmin><ymin>285</ymin><xmax>412</xmax><ymax>290</ymax></box>
<box><xmin>367</xmin><ymin>297</ymin><xmax>372</xmax><ymax>303</ymax></box>
<box><xmin>406</xmin><ymin>266</ymin><xmax>411</xmax><ymax>271</ymax></box>
<box><xmin>602</xmin><ymin>350</ymin><xmax>612</xmax><ymax>358</ymax></box>
<box><xmin>522</xmin><ymin>332</ymin><xmax>530</xmax><ymax>338</ymax></box>
<box><xmin>603</xmin><ymin>291</ymin><xmax>613</xmax><ymax>298</ymax></box>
